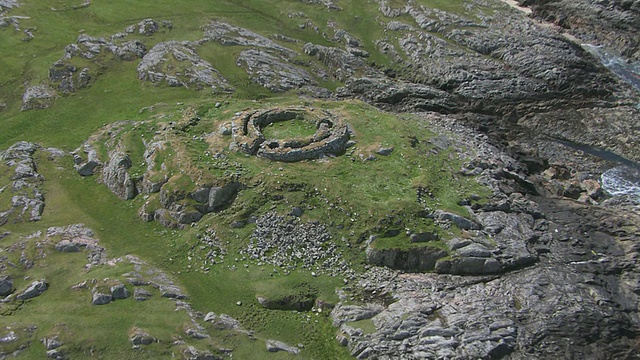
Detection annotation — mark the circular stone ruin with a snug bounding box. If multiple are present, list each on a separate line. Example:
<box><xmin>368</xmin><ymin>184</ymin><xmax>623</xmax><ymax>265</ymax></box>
<box><xmin>229</xmin><ymin>107</ymin><xmax>351</xmax><ymax>162</ymax></box>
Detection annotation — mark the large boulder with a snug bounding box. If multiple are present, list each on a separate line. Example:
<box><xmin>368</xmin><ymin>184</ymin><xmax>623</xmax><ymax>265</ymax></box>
<box><xmin>110</xmin><ymin>282</ymin><xmax>130</xmax><ymax>299</ymax></box>
<box><xmin>16</xmin><ymin>279</ymin><xmax>48</xmax><ymax>300</ymax></box>
<box><xmin>0</xmin><ymin>275</ymin><xmax>14</xmax><ymax>297</ymax></box>
<box><xmin>366</xmin><ymin>244</ymin><xmax>448</xmax><ymax>272</ymax></box>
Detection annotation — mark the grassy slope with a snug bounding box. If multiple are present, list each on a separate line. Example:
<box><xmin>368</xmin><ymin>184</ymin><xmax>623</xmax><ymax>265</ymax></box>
<box><xmin>0</xmin><ymin>0</ymin><xmax>483</xmax><ymax>359</ymax></box>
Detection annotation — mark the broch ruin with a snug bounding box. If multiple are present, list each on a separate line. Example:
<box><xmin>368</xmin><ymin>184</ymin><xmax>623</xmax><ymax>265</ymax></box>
<box><xmin>229</xmin><ymin>107</ymin><xmax>352</xmax><ymax>162</ymax></box>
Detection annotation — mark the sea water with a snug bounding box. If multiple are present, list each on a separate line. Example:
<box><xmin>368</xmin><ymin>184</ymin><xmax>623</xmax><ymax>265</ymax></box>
<box><xmin>601</xmin><ymin>166</ymin><xmax>640</xmax><ymax>201</ymax></box>
<box><xmin>582</xmin><ymin>44</ymin><xmax>640</xmax><ymax>92</ymax></box>
<box><xmin>581</xmin><ymin>45</ymin><xmax>640</xmax><ymax>199</ymax></box>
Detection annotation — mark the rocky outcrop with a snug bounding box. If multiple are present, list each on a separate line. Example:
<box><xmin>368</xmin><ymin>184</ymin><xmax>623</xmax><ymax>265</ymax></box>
<box><xmin>21</xmin><ymin>85</ymin><xmax>56</xmax><ymax>110</ymax></box>
<box><xmin>144</xmin><ymin>181</ymin><xmax>240</xmax><ymax>227</ymax></box>
<box><xmin>202</xmin><ymin>21</ymin><xmax>297</xmax><ymax>57</ymax></box>
<box><xmin>236</xmin><ymin>49</ymin><xmax>315</xmax><ymax>92</ymax></box>
<box><xmin>518</xmin><ymin>0</ymin><xmax>640</xmax><ymax>60</ymax></box>
<box><xmin>0</xmin><ymin>142</ymin><xmax>46</xmax><ymax>226</ymax></box>
<box><xmin>137</xmin><ymin>41</ymin><xmax>233</xmax><ymax>92</ymax></box>
<box><xmin>102</xmin><ymin>151</ymin><xmax>137</xmax><ymax>200</ymax></box>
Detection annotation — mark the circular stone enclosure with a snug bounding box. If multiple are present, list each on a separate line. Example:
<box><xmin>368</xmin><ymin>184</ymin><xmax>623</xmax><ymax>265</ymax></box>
<box><xmin>230</xmin><ymin>107</ymin><xmax>351</xmax><ymax>162</ymax></box>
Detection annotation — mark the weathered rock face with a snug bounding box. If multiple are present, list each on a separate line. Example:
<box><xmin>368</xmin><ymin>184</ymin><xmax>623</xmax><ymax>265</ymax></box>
<box><xmin>138</xmin><ymin>41</ymin><xmax>233</xmax><ymax>92</ymax></box>
<box><xmin>102</xmin><ymin>151</ymin><xmax>137</xmax><ymax>200</ymax></box>
<box><xmin>330</xmin><ymin>111</ymin><xmax>640</xmax><ymax>359</ymax></box>
<box><xmin>0</xmin><ymin>142</ymin><xmax>46</xmax><ymax>226</ymax></box>
<box><xmin>236</xmin><ymin>49</ymin><xmax>315</xmax><ymax>92</ymax></box>
<box><xmin>518</xmin><ymin>0</ymin><xmax>640</xmax><ymax>60</ymax></box>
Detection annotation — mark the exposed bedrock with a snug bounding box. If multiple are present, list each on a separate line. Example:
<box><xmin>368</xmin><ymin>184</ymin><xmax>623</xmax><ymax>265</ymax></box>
<box><xmin>336</xmin><ymin>112</ymin><xmax>640</xmax><ymax>359</ymax></box>
<box><xmin>517</xmin><ymin>0</ymin><xmax>640</xmax><ymax>60</ymax></box>
<box><xmin>138</xmin><ymin>41</ymin><xmax>233</xmax><ymax>92</ymax></box>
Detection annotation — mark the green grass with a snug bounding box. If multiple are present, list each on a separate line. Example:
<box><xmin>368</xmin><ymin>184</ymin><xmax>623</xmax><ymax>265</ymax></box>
<box><xmin>0</xmin><ymin>1</ymin><xmax>493</xmax><ymax>358</ymax></box>
<box><xmin>261</xmin><ymin>118</ymin><xmax>318</xmax><ymax>140</ymax></box>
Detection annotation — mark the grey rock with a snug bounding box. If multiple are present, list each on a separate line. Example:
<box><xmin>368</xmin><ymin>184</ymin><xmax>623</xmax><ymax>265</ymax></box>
<box><xmin>455</xmin><ymin>243</ymin><xmax>492</xmax><ymax>258</ymax></box>
<box><xmin>130</xmin><ymin>328</ymin><xmax>155</xmax><ymax>345</ymax></box>
<box><xmin>133</xmin><ymin>287</ymin><xmax>152</xmax><ymax>301</ymax></box>
<box><xmin>91</xmin><ymin>289</ymin><xmax>112</xmax><ymax>305</ymax></box>
<box><xmin>42</xmin><ymin>337</ymin><xmax>62</xmax><ymax>350</ymax></box>
<box><xmin>0</xmin><ymin>276</ymin><xmax>14</xmax><ymax>297</ymax></box>
<box><xmin>137</xmin><ymin>19</ymin><xmax>158</xmax><ymax>36</ymax></box>
<box><xmin>376</xmin><ymin>147</ymin><xmax>394</xmax><ymax>156</ymax></box>
<box><xmin>138</xmin><ymin>41</ymin><xmax>233</xmax><ymax>92</ymax></box>
<box><xmin>266</xmin><ymin>339</ymin><xmax>300</xmax><ymax>355</ymax></box>
<box><xmin>54</xmin><ymin>240</ymin><xmax>82</xmax><ymax>252</ymax></box>
<box><xmin>16</xmin><ymin>279</ymin><xmax>48</xmax><ymax>300</ymax></box>
<box><xmin>103</xmin><ymin>151</ymin><xmax>137</xmax><ymax>200</ymax></box>
<box><xmin>290</xmin><ymin>206</ymin><xmax>303</xmax><ymax>217</ymax></box>
<box><xmin>110</xmin><ymin>282</ymin><xmax>130</xmax><ymax>299</ymax></box>
<box><xmin>21</xmin><ymin>85</ymin><xmax>56</xmax><ymax>110</ymax></box>
<box><xmin>203</xmin><ymin>21</ymin><xmax>296</xmax><ymax>57</ymax></box>
<box><xmin>204</xmin><ymin>312</ymin><xmax>243</xmax><ymax>331</ymax></box>
<box><xmin>236</xmin><ymin>49</ymin><xmax>314</xmax><ymax>92</ymax></box>
<box><xmin>0</xmin><ymin>1</ymin><xmax>19</xmax><ymax>10</ymax></box>
<box><xmin>112</xmin><ymin>40</ymin><xmax>146</xmax><ymax>60</ymax></box>
<box><xmin>410</xmin><ymin>232</ymin><xmax>438</xmax><ymax>243</ymax></box>
<box><xmin>434</xmin><ymin>210</ymin><xmax>482</xmax><ymax>230</ymax></box>
<box><xmin>159</xmin><ymin>284</ymin><xmax>187</xmax><ymax>299</ymax></box>
<box><xmin>46</xmin><ymin>349</ymin><xmax>64</xmax><ymax>359</ymax></box>
<box><xmin>366</xmin><ymin>244</ymin><xmax>448</xmax><ymax>272</ymax></box>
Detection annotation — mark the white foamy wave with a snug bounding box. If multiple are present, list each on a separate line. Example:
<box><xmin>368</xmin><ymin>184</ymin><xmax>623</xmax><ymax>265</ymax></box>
<box><xmin>601</xmin><ymin>166</ymin><xmax>640</xmax><ymax>197</ymax></box>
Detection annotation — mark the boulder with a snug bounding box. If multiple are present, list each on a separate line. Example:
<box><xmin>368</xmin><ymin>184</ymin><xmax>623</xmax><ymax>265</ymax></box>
<box><xmin>265</xmin><ymin>340</ymin><xmax>300</xmax><ymax>355</ymax></box>
<box><xmin>54</xmin><ymin>240</ymin><xmax>82</xmax><ymax>252</ymax></box>
<box><xmin>366</xmin><ymin>244</ymin><xmax>448</xmax><ymax>272</ymax></box>
<box><xmin>16</xmin><ymin>279</ymin><xmax>48</xmax><ymax>300</ymax></box>
<box><xmin>133</xmin><ymin>287</ymin><xmax>152</xmax><ymax>301</ymax></box>
<box><xmin>110</xmin><ymin>282</ymin><xmax>130</xmax><ymax>299</ymax></box>
<box><xmin>433</xmin><ymin>210</ymin><xmax>482</xmax><ymax>230</ymax></box>
<box><xmin>130</xmin><ymin>328</ymin><xmax>156</xmax><ymax>345</ymax></box>
<box><xmin>91</xmin><ymin>289</ymin><xmax>112</xmax><ymax>305</ymax></box>
<box><xmin>0</xmin><ymin>275</ymin><xmax>14</xmax><ymax>297</ymax></box>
